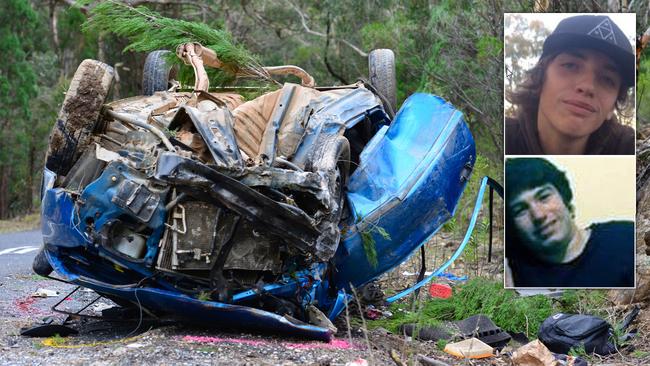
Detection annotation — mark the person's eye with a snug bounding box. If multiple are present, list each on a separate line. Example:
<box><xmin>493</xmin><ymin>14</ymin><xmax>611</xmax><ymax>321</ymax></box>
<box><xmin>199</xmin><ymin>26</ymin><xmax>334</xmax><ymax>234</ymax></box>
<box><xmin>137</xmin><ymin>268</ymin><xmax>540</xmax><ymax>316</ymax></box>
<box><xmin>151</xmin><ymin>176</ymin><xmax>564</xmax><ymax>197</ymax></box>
<box><xmin>512</xmin><ymin>205</ymin><xmax>527</xmax><ymax>218</ymax></box>
<box><xmin>599</xmin><ymin>75</ymin><xmax>618</xmax><ymax>89</ymax></box>
<box><xmin>561</xmin><ymin>62</ymin><xmax>579</xmax><ymax>71</ymax></box>
<box><xmin>538</xmin><ymin>193</ymin><xmax>551</xmax><ymax>202</ymax></box>
<box><xmin>514</xmin><ymin>210</ymin><xmax>527</xmax><ymax>218</ymax></box>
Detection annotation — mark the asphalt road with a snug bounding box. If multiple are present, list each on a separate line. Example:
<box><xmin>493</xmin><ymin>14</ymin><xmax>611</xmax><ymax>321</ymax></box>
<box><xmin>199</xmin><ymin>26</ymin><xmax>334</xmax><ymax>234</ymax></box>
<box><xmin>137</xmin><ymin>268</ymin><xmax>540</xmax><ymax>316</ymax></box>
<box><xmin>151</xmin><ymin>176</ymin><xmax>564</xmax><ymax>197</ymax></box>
<box><xmin>0</xmin><ymin>230</ymin><xmax>41</xmax><ymax>279</ymax></box>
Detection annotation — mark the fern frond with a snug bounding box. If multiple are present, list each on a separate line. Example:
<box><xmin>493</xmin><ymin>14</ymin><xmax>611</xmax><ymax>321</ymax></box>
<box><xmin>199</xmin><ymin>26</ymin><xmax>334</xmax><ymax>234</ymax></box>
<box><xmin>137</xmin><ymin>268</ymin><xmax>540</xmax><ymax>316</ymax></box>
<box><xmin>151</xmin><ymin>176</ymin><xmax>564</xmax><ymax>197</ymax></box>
<box><xmin>80</xmin><ymin>0</ymin><xmax>269</xmax><ymax>84</ymax></box>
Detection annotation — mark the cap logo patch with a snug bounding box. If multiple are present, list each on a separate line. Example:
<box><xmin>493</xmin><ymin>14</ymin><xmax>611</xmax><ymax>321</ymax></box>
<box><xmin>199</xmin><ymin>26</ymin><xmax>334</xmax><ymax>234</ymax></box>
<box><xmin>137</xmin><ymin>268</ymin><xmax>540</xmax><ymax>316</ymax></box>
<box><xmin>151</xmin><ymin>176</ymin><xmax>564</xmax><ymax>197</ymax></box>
<box><xmin>587</xmin><ymin>18</ymin><xmax>617</xmax><ymax>44</ymax></box>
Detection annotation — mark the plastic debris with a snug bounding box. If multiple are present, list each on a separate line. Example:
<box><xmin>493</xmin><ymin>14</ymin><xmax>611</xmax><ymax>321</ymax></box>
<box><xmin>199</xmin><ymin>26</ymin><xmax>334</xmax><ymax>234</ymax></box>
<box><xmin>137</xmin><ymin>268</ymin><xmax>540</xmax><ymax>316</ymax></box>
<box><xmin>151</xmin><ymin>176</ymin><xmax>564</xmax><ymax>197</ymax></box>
<box><xmin>32</xmin><ymin>288</ymin><xmax>59</xmax><ymax>297</ymax></box>
<box><xmin>428</xmin><ymin>283</ymin><xmax>452</xmax><ymax>299</ymax></box>
<box><xmin>443</xmin><ymin>337</ymin><xmax>493</xmax><ymax>359</ymax></box>
<box><xmin>91</xmin><ymin>302</ymin><xmax>114</xmax><ymax>313</ymax></box>
<box><xmin>401</xmin><ymin>314</ymin><xmax>510</xmax><ymax>347</ymax></box>
<box><xmin>365</xmin><ymin>305</ymin><xmax>383</xmax><ymax>320</ymax></box>
<box><xmin>364</xmin><ymin>304</ymin><xmax>392</xmax><ymax>320</ymax></box>
<box><xmin>454</xmin><ymin>314</ymin><xmax>511</xmax><ymax>348</ymax></box>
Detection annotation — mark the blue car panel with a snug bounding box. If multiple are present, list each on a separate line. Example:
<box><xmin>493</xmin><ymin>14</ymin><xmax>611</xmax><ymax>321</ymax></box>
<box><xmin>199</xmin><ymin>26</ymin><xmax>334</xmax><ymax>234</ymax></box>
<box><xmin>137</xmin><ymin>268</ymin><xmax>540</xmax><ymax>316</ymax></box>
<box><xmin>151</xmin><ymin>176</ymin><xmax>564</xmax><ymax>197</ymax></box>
<box><xmin>334</xmin><ymin>94</ymin><xmax>475</xmax><ymax>288</ymax></box>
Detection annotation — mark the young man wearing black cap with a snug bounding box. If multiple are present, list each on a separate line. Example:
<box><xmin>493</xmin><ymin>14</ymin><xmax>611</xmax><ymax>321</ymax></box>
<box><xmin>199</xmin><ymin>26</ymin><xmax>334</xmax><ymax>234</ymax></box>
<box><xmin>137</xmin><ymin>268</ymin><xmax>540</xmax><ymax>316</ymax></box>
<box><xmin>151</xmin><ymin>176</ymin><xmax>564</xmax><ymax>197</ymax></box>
<box><xmin>505</xmin><ymin>158</ymin><xmax>635</xmax><ymax>287</ymax></box>
<box><xmin>506</xmin><ymin>15</ymin><xmax>635</xmax><ymax>155</ymax></box>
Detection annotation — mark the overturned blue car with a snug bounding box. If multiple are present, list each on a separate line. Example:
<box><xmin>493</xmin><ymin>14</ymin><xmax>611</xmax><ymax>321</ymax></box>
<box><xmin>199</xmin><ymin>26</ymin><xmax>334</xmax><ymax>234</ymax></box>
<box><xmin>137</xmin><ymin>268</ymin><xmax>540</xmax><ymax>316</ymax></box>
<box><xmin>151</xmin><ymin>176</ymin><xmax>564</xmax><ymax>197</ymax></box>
<box><xmin>36</xmin><ymin>45</ymin><xmax>477</xmax><ymax>340</ymax></box>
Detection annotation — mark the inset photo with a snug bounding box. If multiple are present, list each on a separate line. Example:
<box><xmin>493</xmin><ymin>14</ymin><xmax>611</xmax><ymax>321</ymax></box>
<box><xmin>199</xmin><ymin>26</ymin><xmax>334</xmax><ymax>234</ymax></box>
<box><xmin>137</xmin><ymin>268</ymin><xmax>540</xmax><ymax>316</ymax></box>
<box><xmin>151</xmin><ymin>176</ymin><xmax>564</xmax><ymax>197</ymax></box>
<box><xmin>505</xmin><ymin>156</ymin><xmax>635</xmax><ymax>288</ymax></box>
<box><xmin>504</xmin><ymin>13</ymin><xmax>635</xmax><ymax>155</ymax></box>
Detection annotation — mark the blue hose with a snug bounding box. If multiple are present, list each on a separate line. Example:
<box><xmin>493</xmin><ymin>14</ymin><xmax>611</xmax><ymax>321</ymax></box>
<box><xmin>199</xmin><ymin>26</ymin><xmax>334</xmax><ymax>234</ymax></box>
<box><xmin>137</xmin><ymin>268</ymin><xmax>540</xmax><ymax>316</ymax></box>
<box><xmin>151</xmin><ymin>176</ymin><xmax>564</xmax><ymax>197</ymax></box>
<box><xmin>386</xmin><ymin>176</ymin><xmax>490</xmax><ymax>303</ymax></box>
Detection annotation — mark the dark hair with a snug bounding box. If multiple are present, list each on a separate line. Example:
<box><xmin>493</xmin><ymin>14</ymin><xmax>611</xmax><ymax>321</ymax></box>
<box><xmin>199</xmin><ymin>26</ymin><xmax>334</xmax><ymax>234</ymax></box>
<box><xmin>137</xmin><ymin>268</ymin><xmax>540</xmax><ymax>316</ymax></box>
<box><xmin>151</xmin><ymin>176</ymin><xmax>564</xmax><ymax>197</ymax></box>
<box><xmin>506</xmin><ymin>52</ymin><xmax>632</xmax><ymax>122</ymax></box>
<box><xmin>505</xmin><ymin>158</ymin><xmax>574</xmax><ymax>266</ymax></box>
<box><xmin>505</xmin><ymin>158</ymin><xmax>573</xmax><ymax>212</ymax></box>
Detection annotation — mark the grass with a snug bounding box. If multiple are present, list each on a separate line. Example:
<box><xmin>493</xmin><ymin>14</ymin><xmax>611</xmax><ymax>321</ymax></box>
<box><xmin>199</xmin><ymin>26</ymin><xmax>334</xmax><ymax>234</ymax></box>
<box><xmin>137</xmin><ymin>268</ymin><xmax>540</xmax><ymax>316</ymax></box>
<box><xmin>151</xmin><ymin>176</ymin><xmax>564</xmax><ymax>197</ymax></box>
<box><xmin>367</xmin><ymin>277</ymin><xmax>610</xmax><ymax>340</ymax></box>
<box><xmin>632</xmin><ymin>350</ymin><xmax>650</xmax><ymax>358</ymax></box>
<box><xmin>357</xmin><ymin>212</ymin><xmax>391</xmax><ymax>269</ymax></box>
<box><xmin>43</xmin><ymin>334</ymin><xmax>67</xmax><ymax>347</ymax></box>
<box><xmin>0</xmin><ymin>212</ymin><xmax>40</xmax><ymax>234</ymax></box>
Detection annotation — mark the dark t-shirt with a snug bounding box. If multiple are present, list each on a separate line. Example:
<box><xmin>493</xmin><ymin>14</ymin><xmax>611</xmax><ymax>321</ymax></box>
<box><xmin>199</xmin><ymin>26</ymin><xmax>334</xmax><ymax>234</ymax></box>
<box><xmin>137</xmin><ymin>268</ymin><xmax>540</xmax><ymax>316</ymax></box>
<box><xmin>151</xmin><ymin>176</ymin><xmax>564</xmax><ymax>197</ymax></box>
<box><xmin>509</xmin><ymin>221</ymin><xmax>635</xmax><ymax>287</ymax></box>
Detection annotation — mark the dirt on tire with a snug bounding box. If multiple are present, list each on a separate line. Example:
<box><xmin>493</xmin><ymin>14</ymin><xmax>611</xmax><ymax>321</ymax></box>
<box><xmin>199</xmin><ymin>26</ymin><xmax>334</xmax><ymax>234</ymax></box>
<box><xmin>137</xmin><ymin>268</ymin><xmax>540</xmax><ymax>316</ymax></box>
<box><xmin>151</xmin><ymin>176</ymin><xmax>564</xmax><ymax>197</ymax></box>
<box><xmin>46</xmin><ymin>59</ymin><xmax>114</xmax><ymax>176</ymax></box>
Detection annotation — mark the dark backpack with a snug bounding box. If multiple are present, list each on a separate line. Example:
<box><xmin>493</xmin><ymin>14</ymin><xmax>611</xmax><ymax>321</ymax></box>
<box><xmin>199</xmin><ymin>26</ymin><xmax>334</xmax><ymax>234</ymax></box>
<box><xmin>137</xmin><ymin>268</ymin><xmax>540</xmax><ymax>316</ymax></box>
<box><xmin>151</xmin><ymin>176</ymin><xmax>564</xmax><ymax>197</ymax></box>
<box><xmin>538</xmin><ymin>313</ymin><xmax>617</xmax><ymax>356</ymax></box>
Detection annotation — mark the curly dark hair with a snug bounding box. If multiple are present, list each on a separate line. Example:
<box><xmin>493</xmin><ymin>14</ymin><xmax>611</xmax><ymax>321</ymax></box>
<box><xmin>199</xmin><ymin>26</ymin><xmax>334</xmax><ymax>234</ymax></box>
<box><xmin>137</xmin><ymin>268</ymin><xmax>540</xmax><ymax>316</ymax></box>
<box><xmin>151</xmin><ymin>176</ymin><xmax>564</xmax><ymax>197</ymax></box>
<box><xmin>506</xmin><ymin>52</ymin><xmax>632</xmax><ymax>122</ymax></box>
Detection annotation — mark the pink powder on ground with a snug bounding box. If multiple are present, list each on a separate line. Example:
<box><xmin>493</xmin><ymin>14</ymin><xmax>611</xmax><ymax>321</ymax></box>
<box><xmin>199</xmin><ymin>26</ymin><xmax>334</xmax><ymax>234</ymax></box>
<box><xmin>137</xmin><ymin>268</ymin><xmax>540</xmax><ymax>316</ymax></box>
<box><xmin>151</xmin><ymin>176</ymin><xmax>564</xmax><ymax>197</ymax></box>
<box><xmin>183</xmin><ymin>335</ymin><xmax>356</xmax><ymax>350</ymax></box>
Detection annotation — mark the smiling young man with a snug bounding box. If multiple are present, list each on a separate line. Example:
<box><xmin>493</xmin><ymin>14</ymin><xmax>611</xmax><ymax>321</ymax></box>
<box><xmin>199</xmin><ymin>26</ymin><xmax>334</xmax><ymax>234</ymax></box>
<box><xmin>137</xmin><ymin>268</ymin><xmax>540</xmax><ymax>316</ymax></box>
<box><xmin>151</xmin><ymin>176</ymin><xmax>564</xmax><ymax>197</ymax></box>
<box><xmin>506</xmin><ymin>15</ymin><xmax>635</xmax><ymax>155</ymax></box>
<box><xmin>505</xmin><ymin>158</ymin><xmax>634</xmax><ymax>287</ymax></box>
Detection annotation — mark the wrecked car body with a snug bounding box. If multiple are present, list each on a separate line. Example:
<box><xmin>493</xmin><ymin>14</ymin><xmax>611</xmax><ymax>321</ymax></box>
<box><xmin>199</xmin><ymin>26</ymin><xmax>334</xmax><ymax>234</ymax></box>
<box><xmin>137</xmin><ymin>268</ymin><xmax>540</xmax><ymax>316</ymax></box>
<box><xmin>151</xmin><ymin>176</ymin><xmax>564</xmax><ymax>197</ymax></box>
<box><xmin>37</xmin><ymin>46</ymin><xmax>476</xmax><ymax>340</ymax></box>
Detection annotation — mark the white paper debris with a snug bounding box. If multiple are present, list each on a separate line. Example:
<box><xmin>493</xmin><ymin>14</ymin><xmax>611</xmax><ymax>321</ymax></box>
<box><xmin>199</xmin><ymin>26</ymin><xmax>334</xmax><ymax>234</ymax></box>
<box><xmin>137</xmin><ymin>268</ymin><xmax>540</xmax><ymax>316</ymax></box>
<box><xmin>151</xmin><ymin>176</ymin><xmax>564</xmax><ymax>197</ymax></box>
<box><xmin>32</xmin><ymin>288</ymin><xmax>59</xmax><ymax>297</ymax></box>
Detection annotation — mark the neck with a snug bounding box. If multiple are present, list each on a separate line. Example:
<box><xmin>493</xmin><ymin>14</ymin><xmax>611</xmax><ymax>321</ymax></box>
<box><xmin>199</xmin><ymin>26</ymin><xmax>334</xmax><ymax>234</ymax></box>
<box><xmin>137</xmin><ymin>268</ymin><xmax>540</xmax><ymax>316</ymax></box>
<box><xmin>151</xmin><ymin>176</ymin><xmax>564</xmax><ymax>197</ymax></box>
<box><xmin>534</xmin><ymin>224</ymin><xmax>586</xmax><ymax>264</ymax></box>
<box><xmin>537</xmin><ymin>113</ymin><xmax>589</xmax><ymax>154</ymax></box>
<box><xmin>560</xmin><ymin>227</ymin><xmax>590</xmax><ymax>263</ymax></box>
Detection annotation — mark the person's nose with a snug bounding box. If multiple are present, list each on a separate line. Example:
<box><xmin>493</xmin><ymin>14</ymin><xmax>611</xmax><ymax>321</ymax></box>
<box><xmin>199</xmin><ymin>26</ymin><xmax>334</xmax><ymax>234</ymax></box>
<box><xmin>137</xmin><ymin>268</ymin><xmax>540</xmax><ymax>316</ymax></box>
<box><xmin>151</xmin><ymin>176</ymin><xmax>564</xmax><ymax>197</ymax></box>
<box><xmin>529</xmin><ymin>202</ymin><xmax>546</xmax><ymax>223</ymax></box>
<box><xmin>575</xmin><ymin>69</ymin><xmax>596</xmax><ymax>97</ymax></box>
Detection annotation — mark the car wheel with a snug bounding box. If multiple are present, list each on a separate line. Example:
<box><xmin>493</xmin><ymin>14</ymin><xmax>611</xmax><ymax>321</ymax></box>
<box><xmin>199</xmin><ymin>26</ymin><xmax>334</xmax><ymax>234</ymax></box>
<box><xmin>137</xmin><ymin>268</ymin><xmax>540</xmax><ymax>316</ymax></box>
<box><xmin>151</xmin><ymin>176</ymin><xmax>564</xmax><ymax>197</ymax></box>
<box><xmin>309</xmin><ymin>135</ymin><xmax>350</xmax><ymax>260</ymax></box>
<box><xmin>45</xmin><ymin>59</ymin><xmax>114</xmax><ymax>176</ymax></box>
<box><xmin>142</xmin><ymin>50</ymin><xmax>177</xmax><ymax>95</ymax></box>
<box><xmin>32</xmin><ymin>248</ymin><xmax>53</xmax><ymax>277</ymax></box>
<box><xmin>368</xmin><ymin>49</ymin><xmax>397</xmax><ymax>114</ymax></box>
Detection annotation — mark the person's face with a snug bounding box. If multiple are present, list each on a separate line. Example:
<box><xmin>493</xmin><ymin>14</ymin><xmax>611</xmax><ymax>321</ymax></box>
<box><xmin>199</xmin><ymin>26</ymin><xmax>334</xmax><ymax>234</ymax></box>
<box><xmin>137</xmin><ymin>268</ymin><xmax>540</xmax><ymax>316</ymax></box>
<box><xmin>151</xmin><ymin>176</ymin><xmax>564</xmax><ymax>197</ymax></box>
<box><xmin>537</xmin><ymin>49</ymin><xmax>621</xmax><ymax>139</ymax></box>
<box><xmin>509</xmin><ymin>184</ymin><xmax>576</xmax><ymax>256</ymax></box>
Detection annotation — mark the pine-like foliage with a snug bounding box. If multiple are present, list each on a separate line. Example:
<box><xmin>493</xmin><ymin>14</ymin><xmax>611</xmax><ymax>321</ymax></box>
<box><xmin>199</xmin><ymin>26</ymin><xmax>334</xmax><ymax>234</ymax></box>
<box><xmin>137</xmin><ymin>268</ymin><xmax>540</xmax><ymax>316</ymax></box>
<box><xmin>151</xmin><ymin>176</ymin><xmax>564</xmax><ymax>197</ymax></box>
<box><xmin>80</xmin><ymin>0</ymin><xmax>268</xmax><ymax>83</ymax></box>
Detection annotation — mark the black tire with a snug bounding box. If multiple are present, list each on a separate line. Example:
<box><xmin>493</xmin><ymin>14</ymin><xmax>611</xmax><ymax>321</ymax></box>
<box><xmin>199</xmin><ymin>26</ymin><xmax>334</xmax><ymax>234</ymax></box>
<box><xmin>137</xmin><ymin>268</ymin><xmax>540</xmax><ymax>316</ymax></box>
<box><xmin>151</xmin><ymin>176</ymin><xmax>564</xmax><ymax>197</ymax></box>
<box><xmin>309</xmin><ymin>135</ymin><xmax>351</xmax><ymax>261</ymax></box>
<box><xmin>45</xmin><ymin>59</ymin><xmax>114</xmax><ymax>176</ymax></box>
<box><xmin>32</xmin><ymin>248</ymin><xmax>53</xmax><ymax>277</ymax></box>
<box><xmin>368</xmin><ymin>49</ymin><xmax>397</xmax><ymax>113</ymax></box>
<box><xmin>142</xmin><ymin>50</ymin><xmax>177</xmax><ymax>96</ymax></box>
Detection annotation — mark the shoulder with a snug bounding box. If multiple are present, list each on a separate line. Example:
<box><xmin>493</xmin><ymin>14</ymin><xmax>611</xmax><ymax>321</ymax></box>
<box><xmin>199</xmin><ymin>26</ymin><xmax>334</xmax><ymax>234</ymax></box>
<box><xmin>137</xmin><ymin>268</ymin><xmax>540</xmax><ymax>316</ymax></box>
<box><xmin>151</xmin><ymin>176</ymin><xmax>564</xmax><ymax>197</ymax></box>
<box><xmin>590</xmin><ymin>220</ymin><xmax>634</xmax><ymax>232</ymax></box>
<box><xmin>585</xmin><ymin>221</ymin><xmax>635</xmax><ymax>286</ymax></box>
<box><xmin>588</xmin><ymin>221</ymin><xmax>634</xmax><ymax>248</ymax></box>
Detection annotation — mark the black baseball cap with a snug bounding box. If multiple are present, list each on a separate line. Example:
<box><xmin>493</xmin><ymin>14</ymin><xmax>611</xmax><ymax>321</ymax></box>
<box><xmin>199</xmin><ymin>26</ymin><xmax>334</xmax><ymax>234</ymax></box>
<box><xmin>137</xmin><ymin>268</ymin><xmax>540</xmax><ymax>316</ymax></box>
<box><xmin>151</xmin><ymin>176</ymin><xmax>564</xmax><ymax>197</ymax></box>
<box><xmin>541</xmin><ymin>15</ymin><xmax>634</xmax><ymax>88</ymax></box>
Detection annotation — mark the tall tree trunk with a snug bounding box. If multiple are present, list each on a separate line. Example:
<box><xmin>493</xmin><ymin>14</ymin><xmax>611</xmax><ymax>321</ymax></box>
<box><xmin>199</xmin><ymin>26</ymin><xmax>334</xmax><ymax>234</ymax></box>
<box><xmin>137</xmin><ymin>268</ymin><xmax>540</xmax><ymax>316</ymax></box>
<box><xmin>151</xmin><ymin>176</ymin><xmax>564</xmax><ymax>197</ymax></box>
<box><xmin>50</xmin><ymin>0</ymin><xmax>62</xmax><ymax>78</ymax></box>
<box><xmin>97</xmin><ymin>33</ymin><xmax>106</xmax><ymax>62</ymax></box>
<box><xmin>27</xmin><ymin>141</ymin><xmax>36</xmax><ymax>212</ymax></box>
<box><xmin>0</xmin><ymin>165</ymin><xmax>9</xmax><ymax>219</ymax></box>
